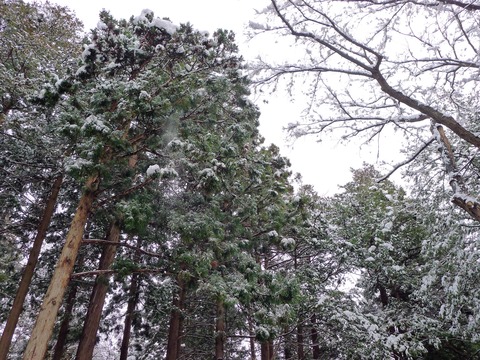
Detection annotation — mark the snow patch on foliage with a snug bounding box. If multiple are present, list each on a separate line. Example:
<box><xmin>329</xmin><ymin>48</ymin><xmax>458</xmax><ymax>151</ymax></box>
<box><xmin>132</xmin><ymin>9</ymin><xmax>178</xmax><ymax>35</ymax></box>
<box><xmin>146</xmin><ymin>164</ymin><xmax>161</xmax><ymax>176</ymax></box>
<box><xmin>281</xmin><ymin>237</ymin><xmax>295</xmax><ymax>248</ymax></box>
<box><xmin>81</xmin><ymin>115</ymin><xmax>110</xmax><ymax>134</ymax></box>
<box><xmin>75</xmin><ymin>65</ymin><xmax>88</xmax><ymax>76</ymax></box>
<box><xmin>146</xmin><ymin>164</ymin><xmax>178</xmax><ymax>178</ymax></box>
<box><xmin>268</xmin><ymin>230</ymin><xmax>278</xmax><ymax>238</ymax></box>
<box><xmin>151</xmin><ymin>18</ymin><xmax>178</xmax><ymax>35</ymax></box>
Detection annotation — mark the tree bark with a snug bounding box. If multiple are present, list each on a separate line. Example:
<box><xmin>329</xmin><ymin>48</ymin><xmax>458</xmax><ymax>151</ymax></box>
<box><xmin>165</xmin><ymin>271</ymin><xmax>186</xmax><ymax>360</ymax></box>
<box><xmin>0</xmin><ymin>175</ymin><xmax>63</xmax><ymax>360</ymax></box>
<box><xmin>310</xmin><ymin>315</ymin><xmax>321</xmax><ymax>359</ymax></box>
<box><xmin>119</xmin><ymin>237</ymin><xmax>142</xmax><ymax>360</ymax></box>
<box><xmin>75</xmin><ymin>221</ymin><xmax>121</xmax><ymax>360</ymax></box>
<box><xmin>248</xmin><ymin>315</ymin><xmax>257</xmax><ymax>360</ymax></box>
<box><xmin>119</xmin><ymin>273</ymin><xmax>139</xmax><ymax>360</ymax></box>
<box><xmin>51</xmin><ymin>275</ymin><xmax>80</xmax><ymax>360</ymax></box>
<box><xmin>22</xmin><ymin>175</ymin><xmax>98</xmax><ymax>360</ymax></box>
<box><xmin>297</xmin><ymin>323</ymin><xmax>304</xmax><ymax>359</ymax></box>
<box><xmin>294</xmin><ymin>253</ymin><xmax>304</xmax><ymax>360</ymax></box>
<box><xmin>261</xmin><ymin>341</ymin><xmax>274</xmax><ymax>360</ymax></box>
<box><xmin>215</xmin><ymin>300</ymin><xmax>226</xmax><ymax>360</ymax></box>
<box><xmin>283</xmin><ymin>330</ymin><xmax>293</xmax><ymax>359</ymax></box>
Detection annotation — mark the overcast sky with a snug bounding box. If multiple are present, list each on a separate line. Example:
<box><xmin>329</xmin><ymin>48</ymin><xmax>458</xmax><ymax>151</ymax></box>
<box><xmin>45</xmin><ymin>0</ymin><xmax>395</xmax><ymax>195</ymax></box>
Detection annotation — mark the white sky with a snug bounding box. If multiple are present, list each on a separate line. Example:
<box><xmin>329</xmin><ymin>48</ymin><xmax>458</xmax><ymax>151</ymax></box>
<box><xmin>45</xmin><ymin>0</ymin><xmax>398</xmax><ymax>195</ymax></box>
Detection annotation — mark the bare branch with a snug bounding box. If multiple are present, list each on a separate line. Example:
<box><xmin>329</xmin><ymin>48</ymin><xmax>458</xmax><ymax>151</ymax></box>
<box><xmin>377</xmin><ymin>137</ymin><xmax>435</xmax><ymax>182</ymax></box>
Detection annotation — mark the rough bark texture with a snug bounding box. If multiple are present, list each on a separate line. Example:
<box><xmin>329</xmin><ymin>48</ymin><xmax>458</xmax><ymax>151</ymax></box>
<box><xmin>51</xmin><ymin>276</ymin><xmax>80</xmax><ymax>360</ymax></box>
<box><xmin>165</xmin><ymin>272</ymin><xmax>186</xmax><ymax>360</ymax></box>
<box><xmin>0</xmin><ymin>175</ymin><xmax>63</xmax><ymax>360</ymax></box>
<box><xmin>22</xmin><ymin>175</ymin><xmax>98</xmax><ymax>360</ymax></box>
<box><xmin>261</xmin><ymin>341</ymin><xmax>274</xmax><ymax>360</ymax></box>
<box><xmin>310</xmin><ymin>315</ymin><xmax>320</xmax><ymax>359</ymax></box>
<box><xmin>75</xmin><ymin>221</ymin><xmax>121</xmax><ymax>360</ymax></box>
<box><xmin>296</xmin><ymin>324</ymin><xmax>305</xmax><ymax>359</ymax></box>
<box><xmin>215</xmin><ymin>300</ymin><xmax>226</xmax><ymax>360</ymax></box>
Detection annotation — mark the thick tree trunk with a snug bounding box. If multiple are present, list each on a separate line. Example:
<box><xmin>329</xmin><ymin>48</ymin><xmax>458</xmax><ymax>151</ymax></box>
<box><xmin>51</xmin><ymin>277</ymin><xmax>80</xmax><ymax>360</ymax></box>
<box><xmin>261</xmin><ymin>341</ymin><xmax>274</xmax><ymax>360</ymax></box>
<box><xmin>75</xmin><ymin>221</ymin><xmax>121</xmax><ymax>360</ymax></box>
<box><xmin>310</xmin><ymin>315</ymin><xmax>320</xmax><ymax>359</ymax></box>
<box><xmin>215</xmin><ymin>300</ymin><xmax>226</xmax><ymax>360</ymax></box>
<box><xmin>119</xmin><ymin>237</ymin><xmax>142</xmax><ymax>360</ymax></box>
<box><xmin>0</xmin><ymin>175</ymin><xmax>63</xmax><ymax>360</ymax></box>
<box><xmin>165</xmin><ymin>272</ymin><xmax>186</xmax><ymax>360</ymax></box>
<box><xmin>22</xmin><ymin>175</ymin><xmax>98</xmax><ymax>360</ymax></box>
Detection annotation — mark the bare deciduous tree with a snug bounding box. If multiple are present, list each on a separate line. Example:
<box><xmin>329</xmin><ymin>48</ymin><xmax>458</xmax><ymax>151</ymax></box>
<box><xmin>253</xmin><ymin>0</ymin><xmax>480</xmax><ymax>220</ymax></box>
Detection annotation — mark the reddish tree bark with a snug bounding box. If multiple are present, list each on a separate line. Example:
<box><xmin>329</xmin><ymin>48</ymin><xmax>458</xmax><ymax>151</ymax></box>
<box><xmin>165</xmin><ymin>272</ymin><xmax>187</xmax><ymax>360</ymax></box>
<box><xmin>0</xmin><ymin>175</ymin><xmax>63</xmax><ymax>360</ymax></box>
<box><xmin>261</xmin><ymin>341</ymin><xmax>274</xmax><ymax>360</ymax></box>
<box><xmin>215</xmin><ymin>300</ymin><xmax>226</xmax><ymax>360</ymax></box>
<box><xmin>23</xmin><ymin>175</ymin><xmax>98</xmax><ymax>360</ymax></box>
<box><xmin>119</xmin><ymin>272</ymin><xmax>139</xmax><ymax>360</ymax></box>
<box><xmin>310</xmin><ymin>315</ymin><xmax>321</xmax><ymax>359</ymax></box>
<box><xmin>119</xmin><ymin>237</ymin><xmax>142</xmax><ymax>360</ymax></box>
<box><xmin>51</xmin><ymin>275</ymin><xmax>80</xmax><ymax>360</ymax></box>
<box><xmin>75</xmin><ymin>221</ymin><xmax>121</xmax><ymax>360</ymax></box>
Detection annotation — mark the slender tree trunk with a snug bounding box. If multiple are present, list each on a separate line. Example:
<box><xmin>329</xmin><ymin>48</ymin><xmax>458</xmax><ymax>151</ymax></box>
<box><xmin>310</xmin><ymin>315</ymin><xmax>320</xmax><ymax>359</ymax></box>
<box><xmin>0</xmin><ymin>175</ymin><xmax>63</xmax><ymax>360</ymax></box>
<box><xmin>119</xmin><ymin>237</ymin><xmax>142</xmax><ymax>360</ymax></box>
<box><xmin>75</xmin><ymin>221</ymin><xmax>121</xmax><ymax>360</ymax></box>
<box><xmin>119</xmin><ymin>273</ymin><xmax>139</xmax><ymax>360</ymax></box>
<box><xmin>51</xmin><ymin>275</ymin><xmax>80</xmax><ymax>360</ymax></box>
<box><xmin>215</xmin><ymin>299</ymin><xmax>226</xmax><ymax>360</ymax></box>
<box><xmin>283</xmin><ymin>329</ymin><xmax>293</xmax><ymax>360</ymax></box>
<box><xmin>248</xmin><ymin>315</ymin><xmax>256</xmax><ymax>360</ymax></box>
<box><xmin>294</xmin><ymin>252</ymin><xmax>304</xmax><ymax>360</ymax></box>
<box><xmin>23</xmin><ymin>175</ymin><xmax>98</xmax><ymax>360</ymax></box>
<box><xmin>165</xmin><ymin>272</ymin><xmax>186</xmax><ymax>360</ymax></box>
<box><xmin>297</xmin><ymin>324</ymin><xmax>304</xmax><ymax>360</ymax></box>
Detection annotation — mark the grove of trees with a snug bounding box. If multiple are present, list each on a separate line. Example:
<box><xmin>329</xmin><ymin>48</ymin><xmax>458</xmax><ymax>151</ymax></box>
<box><xmin>1</xmin><ymin>0</ymin><xmax>480</xmax><ymax>359</ymax></box>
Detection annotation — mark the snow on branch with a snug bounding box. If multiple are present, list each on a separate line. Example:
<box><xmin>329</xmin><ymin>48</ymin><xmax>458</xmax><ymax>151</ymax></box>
<box><xmin>377</xmin><ymin>137</ymin><xmax>435</xmax><ymax>182</ymax></box>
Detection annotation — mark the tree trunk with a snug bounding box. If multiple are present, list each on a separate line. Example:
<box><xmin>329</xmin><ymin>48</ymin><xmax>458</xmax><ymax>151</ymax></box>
<box><xmin>75</xmin><ymin>221</ymin><xmax>121</xmax><ymax>360</ymax></box>
<box><xmin>119</xmin><ymin>238</ymin><xmax>142</xmax><ymax>360</ymax></box>
<box><xmin>283</xmin><ymin>329</ymin><xmax>293</xmax><ymax>360</ymax></box>
<box><xmin>293</xmin><ymin>250</ymin><xmax>304</xmax><ymax>360</ymax></box>
<box><xmin>215</xmin><ymin>300</ymin><xmax>226</xmax><ymax>360</ymax></box>
<box><xmin>119</xmin><ymin>273</ymin><xmax>139</xmax><ymax>360</ymax></box>
<box><xmin>165</xmin><ymin>272</ymin><xmax>186</xmax><ymax>360</ymax></box>
<box><xmin>297</xmin><ymin>323</ymin><xmax>304</xmax><ymax>360</ymax></box>
<box><xmin>51</xmin><ymin>276</ymin><xmax>80</xmax><ymax>360</ymax></box>
<box><xmin>310</xmin><ymin>315</ymin><xmax>320</xmax><ymax>359</ymax></box>
<box><xmin>248</xmin><ymin>315</ymin><xmax>256</xmax><ymax>360</ymax></box>
<box><xmin>261</xmin><ymin>341</ymin><xmax>274</xmax><ymax>360</ymax></box>
<box><xmin>0</xmin><ymin>175</ymin><xmax>63</xmax><ymax>360</ymax></box>
<box><xmin>22</xmin><ymin>175</ymin><xmax>98</xmax><ymax>360</ymax></box>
